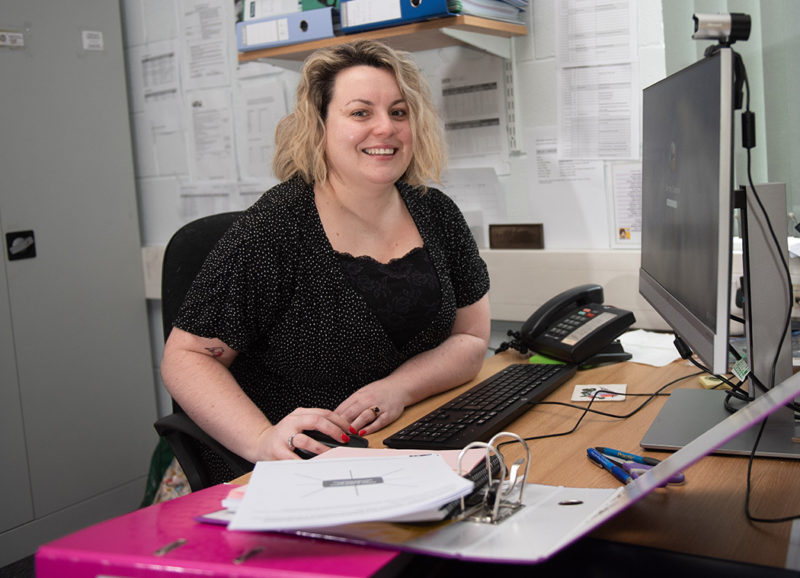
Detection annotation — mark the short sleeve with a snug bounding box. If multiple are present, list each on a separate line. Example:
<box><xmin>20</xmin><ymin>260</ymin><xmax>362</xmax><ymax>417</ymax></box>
<box><xmin>173</xmin><ymin>207</ymin><xmax>294</xmax><ymax>353</ymax></box>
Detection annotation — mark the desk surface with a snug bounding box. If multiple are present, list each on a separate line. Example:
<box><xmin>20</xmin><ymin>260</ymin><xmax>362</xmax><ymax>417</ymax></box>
<box><xmin>38</xmin><ymin>354</ymin><xmax>798</xmax><ymax>577</ymax></box>
<box><xmin>366</xmin><ymin>352</ymin><xmax>799</xmax><ymax>569</ymax></box>
<box><xmin>232</xmin><ymin>352</ymin><xmax>800</xmax><ymax>569</ymax></box>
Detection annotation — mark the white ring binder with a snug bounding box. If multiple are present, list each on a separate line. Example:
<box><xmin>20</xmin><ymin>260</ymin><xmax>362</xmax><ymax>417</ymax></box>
<box><xmin>456</xmin><ymin>431</ymin><xmax>530</xmax><ymax>524</ymax></box>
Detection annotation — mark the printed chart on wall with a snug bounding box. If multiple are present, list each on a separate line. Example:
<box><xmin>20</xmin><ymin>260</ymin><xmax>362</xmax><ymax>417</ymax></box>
<box><xmin>129</xmin><ymin>40</ymin><xmax>188</xmax><ymax>179</ymax></box>
<box><xmin>556</xmin><ymin>0</ymin><xmax>639</xmax><ymax>161</ymax></box>
<box><xmin>235</xmin><ymin>78</ymin><xmax>286</xmax><ymax>182</ymax></box>
<box><xmin>419</xmin><ymin>47</ymin><xmax>511</xmax><ymax>175</ymax></box>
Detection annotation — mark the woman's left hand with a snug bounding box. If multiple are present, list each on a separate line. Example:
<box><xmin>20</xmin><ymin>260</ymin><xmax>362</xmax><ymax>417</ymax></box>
<box><xmin>335</xmin><ymin>296</ymin><xmax>492</xmax><ymax>435</ymax></box>
<box><xmin>334</xmin><ymin>381</ymin><xmax>409</xmax><ymax>435</ymax></box>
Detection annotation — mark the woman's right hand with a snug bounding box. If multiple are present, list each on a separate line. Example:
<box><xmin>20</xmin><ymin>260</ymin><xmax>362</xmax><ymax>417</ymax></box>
<box><xmin>257</xmin><ymin>407</ymin><xmax>355</xmax><ymax>460</ymax></box>
<box><xmin>163</xmin><ymin>329</ymin><xmax>356</xmax><ymax>463</ymax></box>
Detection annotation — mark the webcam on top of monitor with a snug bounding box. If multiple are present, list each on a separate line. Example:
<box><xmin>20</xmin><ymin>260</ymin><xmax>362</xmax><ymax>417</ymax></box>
<box><xmin>692</xmin><ymin>13</ymin><xmax>751</xmax><ymax>46</ymax></box>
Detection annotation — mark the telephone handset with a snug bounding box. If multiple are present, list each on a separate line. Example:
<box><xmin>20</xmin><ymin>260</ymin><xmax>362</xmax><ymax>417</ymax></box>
<box><xmin>499</xmin><ymin>284</ymin><xmax>635</xmax><ymax>365</ymax></box>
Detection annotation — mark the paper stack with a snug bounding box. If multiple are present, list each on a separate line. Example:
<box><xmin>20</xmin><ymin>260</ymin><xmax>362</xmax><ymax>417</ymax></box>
<box><xmin>228</xmin><ymin>454</ymin><xmax>475</xmax><ymax>531</ymax></box>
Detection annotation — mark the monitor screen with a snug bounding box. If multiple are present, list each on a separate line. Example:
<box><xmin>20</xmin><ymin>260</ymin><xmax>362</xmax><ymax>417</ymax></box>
<box><xmin>639</xmin><ymin>48</ymin><xmax>734</xmax><ymax>375</ymax></box>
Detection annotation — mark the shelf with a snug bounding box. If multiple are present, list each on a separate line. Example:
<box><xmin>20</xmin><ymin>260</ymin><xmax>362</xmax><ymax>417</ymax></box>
<box><xmin>238</xmin><ymin>15</ymin><xmax>527</xmax><ymax>63</ymax></box>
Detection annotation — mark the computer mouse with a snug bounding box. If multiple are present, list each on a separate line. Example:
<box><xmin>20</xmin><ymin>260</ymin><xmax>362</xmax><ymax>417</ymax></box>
<box><xmin>293</xmin><ymin>429</ymin><xmax>369</xmax><ymax>459</ymax></box>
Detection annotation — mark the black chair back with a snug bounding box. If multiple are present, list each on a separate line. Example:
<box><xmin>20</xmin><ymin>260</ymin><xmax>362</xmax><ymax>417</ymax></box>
<box><xmin>161</xmin><ymin>211</ymin><xmax>242</xmax><ymax>340</ymax></box>
<box><xmin>154</xmin><ymin>211</ymin><xmax>254</xmax><ymax>491</ymax></box>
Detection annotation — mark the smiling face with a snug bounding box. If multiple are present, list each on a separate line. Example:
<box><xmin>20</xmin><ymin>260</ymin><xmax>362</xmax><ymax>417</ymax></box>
<box><xmin>323</xmin><ymin>65</ymin><xmax>413</xmax><ymax>191</ymax></box>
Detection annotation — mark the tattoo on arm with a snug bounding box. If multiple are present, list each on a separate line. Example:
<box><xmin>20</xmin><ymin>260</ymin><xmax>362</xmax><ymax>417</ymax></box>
<box><xmin>205</xmin><ymin>346</ymin><xmax>224</xmax><ymax>358</ymax></box>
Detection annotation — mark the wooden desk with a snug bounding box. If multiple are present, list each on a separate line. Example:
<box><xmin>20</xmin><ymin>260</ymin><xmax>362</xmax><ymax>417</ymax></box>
<box><xmin>39</xmin><ymin>356</ymin><xmax>797</xmax><ymax>576</ymax></box>
<box><xmin>369</xmin><ymin>351</ymin><xmax>800</xmax><ymax>569</ymax></box>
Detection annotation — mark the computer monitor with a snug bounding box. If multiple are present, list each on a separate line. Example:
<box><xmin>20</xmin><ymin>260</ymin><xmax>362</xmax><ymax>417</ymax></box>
<box><xmin>639</xmin><ymin>48</ymin><xmax>734</xmax><ymax>377</ymax></box>
<box><xmin>638</xmin><ymin>47</ymin><xmax>798</xmax><ymax>458</ymax></box>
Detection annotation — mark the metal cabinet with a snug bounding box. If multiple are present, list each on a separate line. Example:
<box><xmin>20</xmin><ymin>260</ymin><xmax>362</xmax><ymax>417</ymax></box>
<box><xmin>0</xmin><ymin>0</ymin><xmax>158</xmax><ymax>565</ymax></box>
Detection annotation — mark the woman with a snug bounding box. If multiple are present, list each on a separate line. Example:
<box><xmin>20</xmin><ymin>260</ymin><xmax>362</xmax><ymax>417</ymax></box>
<box><xmin>161</xmin><ymin>40</ymin><xmax>490</xmax><ymax>481</ymax></box>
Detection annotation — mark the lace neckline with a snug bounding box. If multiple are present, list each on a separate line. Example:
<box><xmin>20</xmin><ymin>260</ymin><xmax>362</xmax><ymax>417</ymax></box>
<box><xmin>334</xmin><ymin>245</ymin><xmax>425</xmax><ymax>266</ymax></box>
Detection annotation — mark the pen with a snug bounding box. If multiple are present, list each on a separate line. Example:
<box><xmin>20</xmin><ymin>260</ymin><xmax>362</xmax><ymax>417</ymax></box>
<box><xmin>604</xmin><ymin>455</ymin><xmax>686</xmax><ymax>485</ymax></box>
<box><xmin>586</xmin><ymin>448</ymin><xmax>632</xmax><ymax>485</ymax></box>
<box><xmin>595</xmin><ymin>446</ymin><xmax>660</xmax><ymax>466</ymax></box>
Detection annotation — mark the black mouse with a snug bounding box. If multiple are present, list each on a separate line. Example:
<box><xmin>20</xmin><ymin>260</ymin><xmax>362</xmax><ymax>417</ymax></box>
<box><xmin>294</xmin><ymin>429</ymin><xmax>369</xmax><ymax>459</ymax></box>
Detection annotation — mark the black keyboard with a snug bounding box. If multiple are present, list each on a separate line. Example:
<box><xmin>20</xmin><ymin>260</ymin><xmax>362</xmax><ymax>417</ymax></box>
<box><xmin>383</xmin><ymin>363</ymin><xmax>577</xmax><ymax>450</ymax></box>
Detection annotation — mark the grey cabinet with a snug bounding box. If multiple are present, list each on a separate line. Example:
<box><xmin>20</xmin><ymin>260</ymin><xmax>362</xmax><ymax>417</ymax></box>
<box><xmin>0</xmin><ymin>0</ymin><xmax>158</xmax><ymax>565</ymax></box>
<box><xmin>0</xmin><ymin>252</ymin><xmax>34</xmax><ymax>535</ymax></box>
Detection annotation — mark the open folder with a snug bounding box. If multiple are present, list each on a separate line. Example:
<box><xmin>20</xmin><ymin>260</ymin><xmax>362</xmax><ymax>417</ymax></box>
<box><xmin>214</xmin><ymin>370</ymin><xmax>800</xmax><ymax>564</ymax></box>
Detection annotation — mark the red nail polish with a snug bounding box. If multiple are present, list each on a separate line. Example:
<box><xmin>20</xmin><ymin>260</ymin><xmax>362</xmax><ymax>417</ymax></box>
<box><xmin>359</xmin><ymin>430</ymin><xmax>366</xmax><ymax>436</ymax></box>
<box><xmin>341</xmin><ymin>434</ymin><xmax>350</xmax><ymax>443</ymax></box>
<box><xmin>349</xmin><ymin>426</ymin><xmax>357</xmax><ymax>434</ymax></box>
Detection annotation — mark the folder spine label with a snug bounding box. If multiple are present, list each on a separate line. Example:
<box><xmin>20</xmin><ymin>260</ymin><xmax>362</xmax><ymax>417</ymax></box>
<box><xmin>243</xmin><ymin>18</ymin><xmax>290</xmax><ymax>46</ymax></box>
<box><xmin>341</xmin><ymin>0</ymin><xmax>401</xmax><ymax>28</ymax></box>
<box><xmin>236</xmin><ymin>6</ymin><xmax>335</xmax><ymax>51</ymax></box>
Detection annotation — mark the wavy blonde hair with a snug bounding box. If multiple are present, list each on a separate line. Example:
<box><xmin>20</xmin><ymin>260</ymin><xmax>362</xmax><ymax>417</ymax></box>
<box><xmin>272</xmin><ymin>40</ymin><xmax>446</xmax><ymax>189</ymax></box>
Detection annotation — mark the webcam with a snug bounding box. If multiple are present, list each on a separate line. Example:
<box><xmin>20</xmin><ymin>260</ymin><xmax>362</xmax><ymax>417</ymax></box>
<box><xmin>692</xmin><ymin>13</ymin><xmax>751</xmax><ymax>45</ymax></box>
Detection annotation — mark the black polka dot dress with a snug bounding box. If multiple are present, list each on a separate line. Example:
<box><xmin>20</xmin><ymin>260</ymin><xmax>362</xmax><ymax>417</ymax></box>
<box><xmin>174</xmin><ymin>177</ymin><xmax>489</xmax><ymax>480</ymax></box>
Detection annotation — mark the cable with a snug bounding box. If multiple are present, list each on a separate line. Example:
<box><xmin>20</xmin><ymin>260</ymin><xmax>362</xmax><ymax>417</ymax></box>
<box><xmin>729</xmin><ymin>314</ymin><xmax>746</xmax><ymax>327</ymax></box>
<box><xmin>674</xmin><ymin>336</ymin><xmax>750</xmax><ymax>404</ymax></box>
<box><xmin>495</xmin><ymin>371</ymin><xmax>702</xmax><ymax>450</ymax></box>
<box><xmin>736</xmin><ymin>50</ymin><xmax>793</xmax><ymax>394</ymax></box>
<box><xmin>494</xmin><ymin>329</ymin><xmax>530</xmax><ymax>356</ymax></box>
<box><xmin>744</xmin><ymin>419</ymin><xmax>800</xmax><ymax>523</ymax></box>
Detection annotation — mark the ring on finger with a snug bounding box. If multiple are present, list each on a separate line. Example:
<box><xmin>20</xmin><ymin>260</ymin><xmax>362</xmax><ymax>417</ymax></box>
<box><xmin>288</xmin><ymin>433</ymin><xmax>296</xmax><ymax>450</ymax></box>
<box><xmin>372</xmin><ymin>406</ymin><xmax>380</xmax><ymax>416</ymax></box>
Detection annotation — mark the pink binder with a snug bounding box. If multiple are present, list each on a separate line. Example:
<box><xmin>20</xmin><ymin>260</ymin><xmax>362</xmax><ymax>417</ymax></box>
<box><xmin>36</xmin><ymin>484</ymin><xmax>398</xmax><ymax>577</ymax></box>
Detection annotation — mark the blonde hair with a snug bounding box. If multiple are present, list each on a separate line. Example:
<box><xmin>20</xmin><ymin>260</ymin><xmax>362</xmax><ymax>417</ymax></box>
<box><xmin>272</xmin><ymin>40</ymin><xmax>446</xmax><ymax>189</ymax></box>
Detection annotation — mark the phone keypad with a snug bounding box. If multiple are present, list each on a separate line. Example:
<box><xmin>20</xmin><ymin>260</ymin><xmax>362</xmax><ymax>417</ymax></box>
<box><xmin>544</xmin><ymin>306</ymin><xmax>616</xmax><ymax>345</ymax></box>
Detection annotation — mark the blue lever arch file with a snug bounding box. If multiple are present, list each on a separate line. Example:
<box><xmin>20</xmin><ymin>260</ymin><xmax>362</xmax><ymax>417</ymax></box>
<box><xmin>340</xmin><ymin>0</ymin><xmax>454</xmax><ymax>33</ymax></box>
<box><xmin>237</xmin><ymin>7</ymin><xmax>336</xmax><ymax>51</ymax></box>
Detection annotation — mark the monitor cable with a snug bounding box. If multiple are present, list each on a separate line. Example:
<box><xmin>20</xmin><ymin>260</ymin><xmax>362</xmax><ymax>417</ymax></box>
<box><xmin>672</xmin><ymin>335</ymin><xmax>751</xmax><ymax>406</ymax></box>
<box><xmin>736</xmin><ymin>48</ymin><xmax>794</xmax><ymax>398</ymax></box>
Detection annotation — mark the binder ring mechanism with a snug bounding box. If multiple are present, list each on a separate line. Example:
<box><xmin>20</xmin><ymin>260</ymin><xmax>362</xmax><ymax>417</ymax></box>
<box><xmin>456</xmin><ymin>432</ymin><xmax>530</xmax><ymax>525</ymax></box>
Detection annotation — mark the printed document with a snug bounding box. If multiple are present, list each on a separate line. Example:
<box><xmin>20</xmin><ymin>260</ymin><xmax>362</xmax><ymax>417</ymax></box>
<box><xmin>228</xmin><ymin>454</ymin><xmax>474</xmax><ymax>531</ymax></box>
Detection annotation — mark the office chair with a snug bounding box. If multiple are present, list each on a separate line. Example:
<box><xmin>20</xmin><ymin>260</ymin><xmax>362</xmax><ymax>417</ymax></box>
<box><xmin>153</xmin><ymin>211</ymin><xmax>254</xmax><ymax>491</ymax></box>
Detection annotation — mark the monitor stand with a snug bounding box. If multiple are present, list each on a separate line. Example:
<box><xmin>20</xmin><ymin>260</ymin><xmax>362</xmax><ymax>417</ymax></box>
<box><xmin>640</xmin><ymin>388</ymin><xmax>800</xmax><ymax>458</ymax></box>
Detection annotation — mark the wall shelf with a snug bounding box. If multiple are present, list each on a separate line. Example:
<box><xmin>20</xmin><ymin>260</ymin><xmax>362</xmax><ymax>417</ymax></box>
<box><xmin>238</xmin><ymin>15</ymin><xmax>527</xmax><ymax>63</ymax></box>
